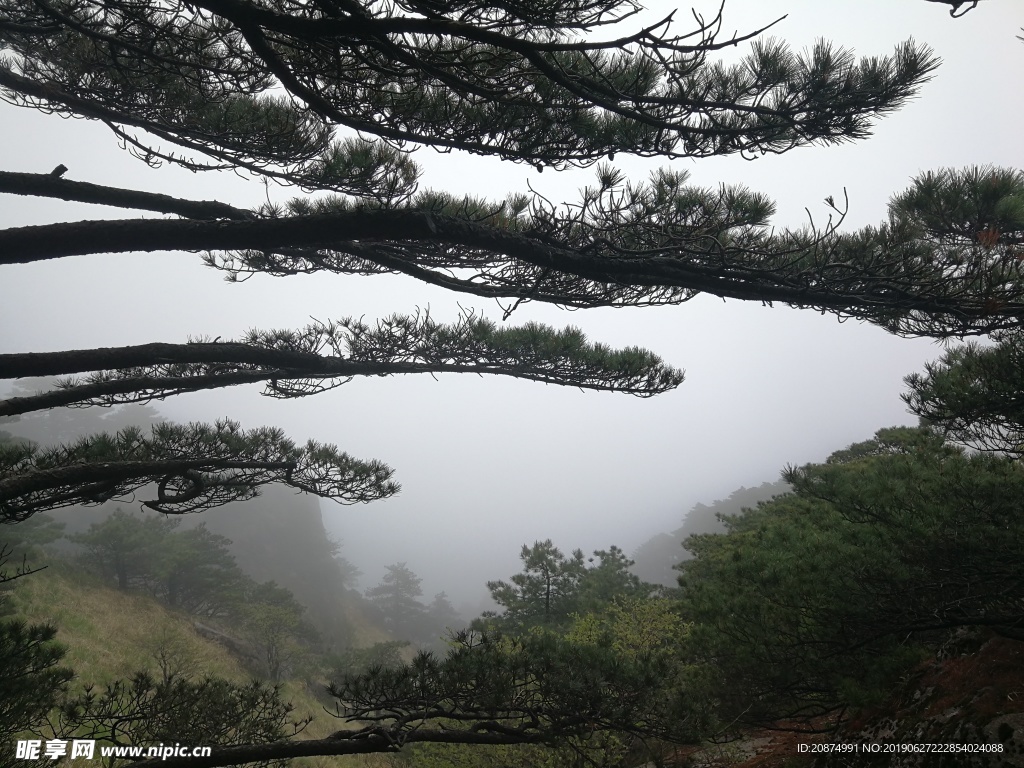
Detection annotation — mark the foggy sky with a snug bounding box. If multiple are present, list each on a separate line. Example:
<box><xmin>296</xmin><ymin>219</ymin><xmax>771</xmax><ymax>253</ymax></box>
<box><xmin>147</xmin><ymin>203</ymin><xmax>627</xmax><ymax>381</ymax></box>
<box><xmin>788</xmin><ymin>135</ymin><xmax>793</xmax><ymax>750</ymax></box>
<box><xmin>1</xmin><ymin>0</ymin><xmax>1022</xmax><ymax>607</ymax></box>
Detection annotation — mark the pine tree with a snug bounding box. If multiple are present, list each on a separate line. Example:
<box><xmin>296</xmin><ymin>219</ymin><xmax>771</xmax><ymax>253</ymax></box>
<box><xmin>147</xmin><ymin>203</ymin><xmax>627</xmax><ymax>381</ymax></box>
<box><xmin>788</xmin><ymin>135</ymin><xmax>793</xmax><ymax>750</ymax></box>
<box><xmin>484</xmin><ymin>540</ymin><xmax>587</xmax><ymax>629</ymax></box>
<box><xmin>70</xmin><ymin>509</ymin><xmax>177</xmax><ymax>590</ymax></box>
<box><xmin>482</xmin><ymin>541</ymin><xmax>655</xmax><ymax>630</ymax></box>
<box><xmin>150</xmin><ymin>524</ymin><xmax>248</xmax><ymax>616</ymax></box>
<box><xmin>679</xmin><ymin>425</ymin><xmax>1024</xmax><ymax>726</ymax></box>
<box><xmin>904</xmin><ymin>331</ymin><xmax>1024</xmax><ymax>457</ymax></box>
<box><xmin>0</xmin><ymin>546</ymin><xmax>74</xmax><ymax>765</ymax></box>
<box><xmin>364</xmin><ymin>562</ymin><xmax>429</xmax><ymax>641</ymax></box>
<box><xmin>0</xmin><ymin>0</ymin><xmax>1016</xmax><ymax>762</ymax></box>
<box><xmin>896</xmin><ymin>169</ymin><xmax>1024</xmax><ymax>453</ymax></box>
<box><xmin>240</xmin><ymin>581</ymin><xmax>315</xmax><ymax>683</ymax></box>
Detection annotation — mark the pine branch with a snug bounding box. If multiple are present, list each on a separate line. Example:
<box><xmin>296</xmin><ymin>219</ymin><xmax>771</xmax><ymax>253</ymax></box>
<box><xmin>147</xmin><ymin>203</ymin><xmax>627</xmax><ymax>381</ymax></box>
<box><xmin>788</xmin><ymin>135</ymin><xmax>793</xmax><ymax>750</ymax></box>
<box><xmin>0</xmin><ymin>313</ymin><xmax>686</xmax><ymax>416</ymax></box>
<box><xmin>124</xmin><ymin>727</ymin><xmax>547</xmax><ymax>768</ymax></box>
<box><xmin>2</xmin><ymin>193</ymin><xmax>1022</xmax><ymax>336</ymax></box>
<box><xmin>0</xmin><ymin>0</ymin><xmax>939</xmax><ymax>173</ymax></box>
<box><xmin>118</xmin><ymin>628</ymin><xmax>689</xmax><ymax>768</ymax></box>
<box><xmin>0</xmin><ymin>420</ymin><xmax>398</xmax><ymax>520</ymax></box>
<box><xmin>922</xmin><ymin>0</ymin><xmax>981</xmax><ymax>17</ymax></box>
<box><xmin>903</xmin><ymin>332</ymin><xmax>1024</xmax><ymax>457</ymax></box>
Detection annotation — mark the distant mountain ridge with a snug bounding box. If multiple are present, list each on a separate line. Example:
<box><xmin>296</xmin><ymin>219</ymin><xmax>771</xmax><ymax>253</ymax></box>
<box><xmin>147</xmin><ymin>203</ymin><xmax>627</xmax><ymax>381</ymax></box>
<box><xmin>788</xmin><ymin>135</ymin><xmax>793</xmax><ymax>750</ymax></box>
<box><xmin>630</xmin><ymin>481</ymin><xmax>791</xmax><ymax>587</ymax></box>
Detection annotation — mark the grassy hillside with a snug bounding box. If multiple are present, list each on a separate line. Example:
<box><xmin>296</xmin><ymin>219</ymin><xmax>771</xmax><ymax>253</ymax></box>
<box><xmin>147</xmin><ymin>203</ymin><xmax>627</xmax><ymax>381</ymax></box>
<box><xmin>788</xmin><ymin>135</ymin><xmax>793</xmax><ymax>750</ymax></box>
<box><xmin>46</xmin><ymin>487</ymin><xmax>373</xmax><ymax>651</ymax></box>
<box><xmin>6</xmin><ymin>560</ymin><xmax>393</xmax><ymax>768</ymax></box>
<box><xmin>10</xmin><ymin>564</ymin><xmax>248</xmax><ymax>686</ymax></box>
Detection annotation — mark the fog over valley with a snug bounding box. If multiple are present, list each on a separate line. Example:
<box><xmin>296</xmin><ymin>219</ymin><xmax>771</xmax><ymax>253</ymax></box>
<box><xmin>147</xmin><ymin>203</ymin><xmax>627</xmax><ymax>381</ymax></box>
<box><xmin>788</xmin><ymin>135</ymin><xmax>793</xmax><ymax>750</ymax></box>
<box><xmin>2</xmin><ymin>0</ymin><xmax>1021</xmax><ymax>612</ymax></box>
<box><xmin>5</xmin><ymin>0</ymin><xmax>1024</xmax><ymax>761</ymax></box>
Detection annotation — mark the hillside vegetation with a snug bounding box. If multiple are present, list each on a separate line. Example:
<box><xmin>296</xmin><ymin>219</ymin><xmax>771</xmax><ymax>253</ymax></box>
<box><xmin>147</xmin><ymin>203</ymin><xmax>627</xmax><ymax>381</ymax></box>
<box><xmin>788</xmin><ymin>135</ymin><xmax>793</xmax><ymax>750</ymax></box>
<box><xmin>630</xmin><ymin>481</ymin><xmax>791</xmax><ymax>587</ymax></box>
<box><xmin>6</xmin><ymin>328</ymin><xmax>1024</xmax><ymax>767</ymax></box>
<box><xmin>4</xmin><ymin>557</ymin><xmax>396</xmax><ymax>768</ymax></box>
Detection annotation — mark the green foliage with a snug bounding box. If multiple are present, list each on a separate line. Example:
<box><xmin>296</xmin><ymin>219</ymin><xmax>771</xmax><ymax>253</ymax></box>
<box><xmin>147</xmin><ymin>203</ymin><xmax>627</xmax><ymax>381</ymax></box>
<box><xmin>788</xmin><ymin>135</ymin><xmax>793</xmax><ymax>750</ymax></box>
<box><xmin>0</xmin><ymin>539</ymin><xmax>343</xmax><ymax>767</ymax></box>
<box><xmin>436</xmin><ymin>544</ymin><xmax>694</xmax><ymax>766</ymax></box>
<box><xmin>57</xmin><ymin>672</ymin><xmax>304</xmax><ymax>767</ymax></box>
<box><xmin>149</xmin><ymin>524</ymin><xmax>248</xmax><ymax>616</ymax></box>
<box><xmin>0</xmin><ymin>512</ymin><xmax>64</xmax><ymax>601</ymax></box>
<box><xmin>679</xmin><ymin>492</ymin><xmax>917</xmax><ymax>724</ymax></box>
<box><xmin>0</xmin><ymin>0</ymin><xmax>938</xmax><ymax>179</ymax></box>
<box><xmin>575</xmin><ymin>546</ymin><xmax>650</xmax><ymax>613</ymax></box>
<box><xmin>185</xmin><ymin>161</ymin><xmax>1024</xmax><ymax>337</ymax></box>
<box><xmin>818</xmin><ymin>164</ymin><xmax>1024</xmax><ymax>336</ymax></box>
<box><xmin>71</xmin><ymin>509</ymin><xmax>178</xmax><ymax>591</ymax></box>
<box><xmin>564</xmin><ymin>595</ymin><xmax>716</xmax><ymax>734</ymax></box>
<box><xmin>784</xmin><ymin>427</ymin><xmax>1024</xmax><ymax>633</ymax></box>
<box><xmin>483</xmin><ymin>541</ymin><xmax>587</xmax><ymax>631</ymax></box>
<box><xmin>326</xmin><ymin>640</ymin><xmax>410</xmax><ymax>680</ymax></box>
<box><xmin>482</xmin><ymin>541</ymin><xmax>657</xmax><ymax>633</ymax></box>
<box><xmin>0</xmin><ymin>0</ymin><xmax>994</xmax><ymax>342</ymax></box>
<box><xmin>329</xmin><ymin>629</ymin><xmax>700</xmax><ymax>746</ymax></box>
<box><xmin>566</xmin><ymin>597</ymin><xmax>687</xmax><ymax>662</ymax></box>
<box><xmin>71</xmin><ymin>510</ymin><xmax>247</xmax><ymax>616</ymax></box>
<box><xmin>0</xmin><ymin>618</ymin><xmax>73</xmax><ymax>765</ymax></box>
<box><xmin>178</xmin><ymin>486</ymin><xmax>360</xmax><ymax>645</ymax></box>
<box><xmin>324</xmin><ymin>606</ymin><xmax>707</xmax><ymax>766</ymax></box>
<box><xmin>904</xmin><ymin>330</ymin><xmax>1024</xmax><ymax>456</ymax></box>
<box><xmin>10</xmin><ymin>312</ymin><xmax>683</xmax><ymax>416</ymax></box>
<box><xmin>68</xmin><ymin>509</ymin><xmax>319</xmax><ymax>679</ymax></box>
<box><xmin>364</xmin><ymin>563</ymin><xmax>425</xmax><ymax>630</ymax></box>
<box><xmin>630</xmin><ymin>481</ymin><xmax>791</xmax><ymax>587</ymax></box>
<box><xmin>0</xmin><ymin>538</ymin><xmax>73</xmax><ymax>767</ymax></box>
<box><xmin>240</xmin><ymin>581</ymin><xmax>317</xmax><ymax>683</ymax></box>
<box><xmin>678</xmin><ymin>426</ymin><xmax>1024</xmax><ymax>726</ymax></box>
<box><xmin>361</xmin><ymin>575</ymin><xmax>465</xmax><ymax>648</ymax></box>
<box><xmin>889</xmin><ymin>166</ymin><xmax>1024</xmax><ymax>246</ymax></box>
<box><xmin>425</xmin><ymin>592</ymin><xmax>464</xmax><ymax>639</ymax></box>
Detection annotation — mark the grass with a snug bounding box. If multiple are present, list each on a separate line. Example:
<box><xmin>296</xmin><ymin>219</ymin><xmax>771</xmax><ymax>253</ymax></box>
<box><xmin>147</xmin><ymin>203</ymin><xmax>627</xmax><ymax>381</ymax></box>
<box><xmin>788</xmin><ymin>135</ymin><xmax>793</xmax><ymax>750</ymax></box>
<box><xmin>10</xmin><ymin>563</ymin><xmax>249</xmax><ymax>685</ymax></box>
<box><xmin>6</xmin><ymin>557</ymin><xmax>394</xmax><ymax>768</ymax></box>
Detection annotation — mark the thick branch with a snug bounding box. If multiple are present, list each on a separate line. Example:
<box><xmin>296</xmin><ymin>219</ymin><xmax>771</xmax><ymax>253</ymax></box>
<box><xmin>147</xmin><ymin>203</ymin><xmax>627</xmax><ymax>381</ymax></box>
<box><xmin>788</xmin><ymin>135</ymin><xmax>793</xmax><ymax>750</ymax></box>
<box><xmin>0</xmin><ymin>170</ymin><xmax>254</xmax><ymax>219</ymax></box>
<box><xmin>0</xmin><ymin>66</ymin><xmax>298</xmax><ymax>179</ymax></box>
<box><xmin>0</xmin><ymin>360</ymin><xmax>671</xmax><ymax>416</ymax></box>
<box><xmin>2</xmin><ymin>211</ymin><xmax>1021</xmax><ymax>336</ymax></box>
<box><xmin>0</xmin><ymin>0</ymin><xmax>939</xmax><ymax>172</ymax></box>
<box><xmin>126</xmin><ymin>727</ymin><xmax>548</xmax><ymax>768</ymax></box>
<box><xmin>0</xmin><ymin>210</ymin><xmax>443</xmax><ymax>261</ymax></box>
<box><xmin>0</xmin><ymin>372</ymin><xmax>274</xmax><ymax>415</ymax></box>
<box><xmin>0</xmin><ymin>342</ymin><xmax>326</xmax><ymax>378</ymax></box>
<box><xmin>191</xmin><ymin>0</ymin><xmax>780</xmax><ymax>140</ymax></box>
<box><xmin>922</xmin><ymin>0</ymin><xmax>981</xmax><ymax>17</ymax></box>
<box><xmin>0</xmin><ymin>458</ymin><xmax>291</xmax><ymax>502</ymax></box>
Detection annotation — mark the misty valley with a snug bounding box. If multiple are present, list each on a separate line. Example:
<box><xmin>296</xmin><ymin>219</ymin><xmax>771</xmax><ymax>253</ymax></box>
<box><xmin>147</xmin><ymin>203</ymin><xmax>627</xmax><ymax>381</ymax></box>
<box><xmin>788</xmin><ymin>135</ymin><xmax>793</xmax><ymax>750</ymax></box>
<box><xmin>2</xmin><ymin>0</ymin><xmax>1023</xmax><ymax>766</ymax></box>
<box><xmin>4</xmin><ymin>383</ymin><xmax>1024</xmax><ymax>766</ymax></box>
